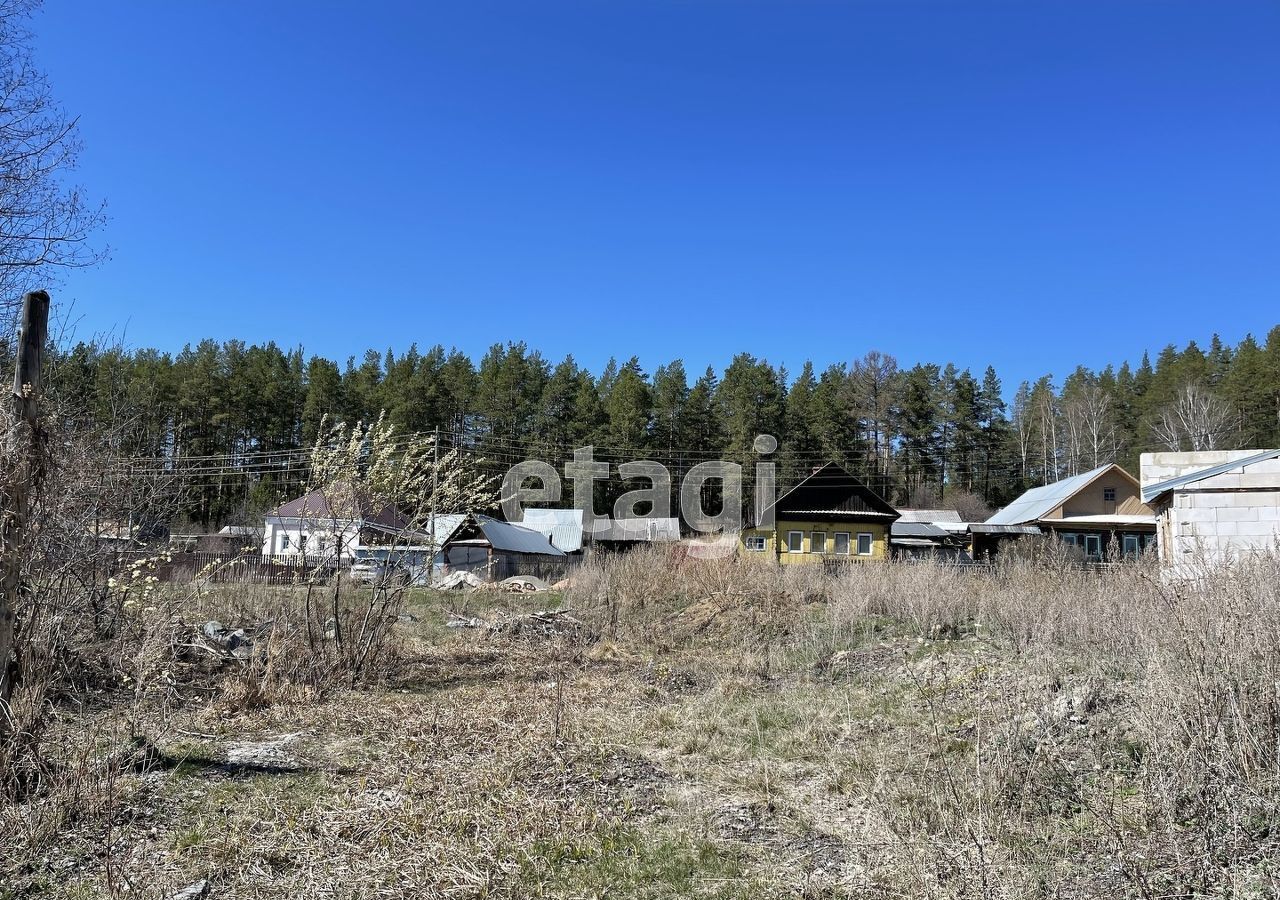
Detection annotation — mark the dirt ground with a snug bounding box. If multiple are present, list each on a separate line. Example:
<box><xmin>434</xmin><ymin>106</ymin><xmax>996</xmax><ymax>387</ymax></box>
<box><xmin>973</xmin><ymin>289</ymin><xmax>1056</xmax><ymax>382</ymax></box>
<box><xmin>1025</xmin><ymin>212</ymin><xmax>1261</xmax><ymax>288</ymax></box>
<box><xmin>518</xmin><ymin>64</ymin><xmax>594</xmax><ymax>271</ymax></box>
<box><xmin>6</xmin><ymin>572</ymin><xmax>1279</xmax><ymax>900</ymax></box>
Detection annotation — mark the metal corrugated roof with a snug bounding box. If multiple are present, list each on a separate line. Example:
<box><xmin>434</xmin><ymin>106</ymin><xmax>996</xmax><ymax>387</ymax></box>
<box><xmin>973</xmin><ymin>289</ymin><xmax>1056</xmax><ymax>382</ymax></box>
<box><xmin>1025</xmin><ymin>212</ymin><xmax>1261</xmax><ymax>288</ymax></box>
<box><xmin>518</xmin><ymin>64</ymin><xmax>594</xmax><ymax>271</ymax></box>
<box><xmin>969</xmin><ymin>523</ymin><xmax>1042</xmax><ymax>535</ymax></box>
<box><xmin>1141</xmin><ymin>449</ymin><xmax>1280</xmax><ymax>503</ymax></box>
<box><xmin>891</xmin><ymin>522</ymin><xmax>950</xmax><ymax>538</ymax></box>
<box><xmin>985</xmin><ymin>465</ymin><xmax>1115</xmax><ymax>526</ymax></box>
<box><xmin>473</xmin><ymin>515</ymin><xmax>566</xmax><ymax>556</ymax></box>
<box><xmin>596</xmin><ymin>518</ymin><xmax>681</xmax><ymax>541</ymax></box>
<box><xmin>895</xmin><ymin>509</ymin><xmax>964</xmax><ymax>524</ymax></box>
<box><xmin>521</xmin><ymin>509</ymin><xmax>585</xmax><ymax>552</ymax></box>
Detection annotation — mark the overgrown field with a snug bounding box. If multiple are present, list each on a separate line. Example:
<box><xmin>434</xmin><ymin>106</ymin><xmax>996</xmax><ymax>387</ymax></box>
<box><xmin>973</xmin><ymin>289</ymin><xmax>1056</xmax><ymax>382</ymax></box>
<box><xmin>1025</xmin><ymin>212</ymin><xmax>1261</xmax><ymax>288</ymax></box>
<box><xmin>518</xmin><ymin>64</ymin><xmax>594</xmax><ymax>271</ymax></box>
<box><xmin>4</xmin><ymin>548</ymin><xmax>1280</xmax><ymax>899</ymax></box>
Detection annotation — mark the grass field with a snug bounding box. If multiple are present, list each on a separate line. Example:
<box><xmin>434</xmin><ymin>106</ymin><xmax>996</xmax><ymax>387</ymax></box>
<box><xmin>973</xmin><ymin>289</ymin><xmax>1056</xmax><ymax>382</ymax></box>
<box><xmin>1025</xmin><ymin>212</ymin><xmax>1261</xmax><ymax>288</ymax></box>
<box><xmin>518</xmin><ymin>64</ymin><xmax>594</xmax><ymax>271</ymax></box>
<box><xmin>4</xmin><ymin>547</ymin><xmax>1279</xmax><ymax>899</ymax></box>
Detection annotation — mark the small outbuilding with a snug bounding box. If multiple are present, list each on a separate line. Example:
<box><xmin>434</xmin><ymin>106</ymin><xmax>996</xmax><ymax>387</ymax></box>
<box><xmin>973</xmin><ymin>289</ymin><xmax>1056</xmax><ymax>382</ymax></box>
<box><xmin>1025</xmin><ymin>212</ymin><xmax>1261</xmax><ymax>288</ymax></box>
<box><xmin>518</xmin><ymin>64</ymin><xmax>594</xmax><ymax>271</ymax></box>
<box><xmin>890</xmin><ymin>509</ymin><xmax>972</xmax><ymax>560</ymax></box>
<box><xmin>440</xmin><ymin>514</ymin><xmax>567</xmax><ymax>581</ymax></box>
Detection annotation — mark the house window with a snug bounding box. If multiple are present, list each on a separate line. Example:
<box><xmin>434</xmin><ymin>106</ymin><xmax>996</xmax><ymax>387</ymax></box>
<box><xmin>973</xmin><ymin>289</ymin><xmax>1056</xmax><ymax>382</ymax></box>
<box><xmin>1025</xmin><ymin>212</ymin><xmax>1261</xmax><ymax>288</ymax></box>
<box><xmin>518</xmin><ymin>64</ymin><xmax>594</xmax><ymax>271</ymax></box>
<box><xmin>833</xmin><ymin>532</ymin><xmax>851</xmax><ymax>555</ymax></box>
<box><xmin>281</xmin><ymin>534</ymin><xmax>291</xmax><ymax>550</ymax></box>
<box><xmin>811</xmin><ymin>531</ymin><xmax>827</xmax><ymax>554</ymax></box>
<box><xmin>1060</xmin><ymin>533</ymin><xmax>1077</xmax><ymax>547</ymax></box>
<box><xmin>744</xmin><ymin>535</ymin><xmax>767</xmax><ymax>552</ymax></box>
<box><xmin>1103</xmin><ymin>488</ymin><xmax>1116</xmax><ymax>502</ymax></box>
<box><xmin>1122</xmin><ymin>535</ymin><xmax>1140</xmax><ymax>559</ymax></box>
<box><xmin>856</xmin><ymin>532</ymin><xmax>873</xmax><ymax>556</ymax></box>
<box><xmin>1083</xmin><ymin>534</ymin><xmax>1102</xmax><ymax>560</ymax></box>
<box><xmin>786</xmin><ymin>531</ymin><xmax>804</xmax><ymax>553</ymax></box>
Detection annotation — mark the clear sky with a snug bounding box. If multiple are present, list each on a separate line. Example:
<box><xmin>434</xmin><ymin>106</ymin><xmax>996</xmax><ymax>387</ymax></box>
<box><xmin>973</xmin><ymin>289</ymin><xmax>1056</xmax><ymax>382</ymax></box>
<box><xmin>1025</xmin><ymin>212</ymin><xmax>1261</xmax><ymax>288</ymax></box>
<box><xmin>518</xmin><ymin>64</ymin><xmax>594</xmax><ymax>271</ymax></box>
<box><xmin>31</xmin><ymin>0</ymin><xmax>1280</xmax><ymax>387</ymax></box>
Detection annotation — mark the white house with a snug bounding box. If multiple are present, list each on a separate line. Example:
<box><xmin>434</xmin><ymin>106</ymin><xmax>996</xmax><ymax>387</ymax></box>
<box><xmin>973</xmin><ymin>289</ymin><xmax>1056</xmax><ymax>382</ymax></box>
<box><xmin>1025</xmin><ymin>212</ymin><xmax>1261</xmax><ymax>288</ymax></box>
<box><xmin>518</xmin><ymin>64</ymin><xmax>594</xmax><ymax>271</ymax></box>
<box><xmin>262</xmin><ymin>483</ymin><xmax>462</xmax><ymax>568</ymax></box>
<box><xmin>1140</xmin><ymin>449</ymin><xmax>1280</xmax><ymax>565</ymax></box>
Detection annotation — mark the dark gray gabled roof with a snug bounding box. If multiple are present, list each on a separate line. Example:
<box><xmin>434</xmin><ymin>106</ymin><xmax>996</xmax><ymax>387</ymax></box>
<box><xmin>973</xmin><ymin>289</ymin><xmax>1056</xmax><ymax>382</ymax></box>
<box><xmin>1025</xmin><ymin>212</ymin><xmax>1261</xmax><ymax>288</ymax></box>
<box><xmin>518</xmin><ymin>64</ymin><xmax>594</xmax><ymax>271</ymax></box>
<box><xmin>762</xmin><ymin>462</ymin><xmax>899</xmax><ymax>523</ymax></box>
<box><xmin>1141</xmin><ymin>449</ymin><xmax>1280</xmax><ymax>503</ymax></box>
<box><xmin>441</xmin><ymin>515</ymin><xmax>566</xmax><ymax>556</ymax></box>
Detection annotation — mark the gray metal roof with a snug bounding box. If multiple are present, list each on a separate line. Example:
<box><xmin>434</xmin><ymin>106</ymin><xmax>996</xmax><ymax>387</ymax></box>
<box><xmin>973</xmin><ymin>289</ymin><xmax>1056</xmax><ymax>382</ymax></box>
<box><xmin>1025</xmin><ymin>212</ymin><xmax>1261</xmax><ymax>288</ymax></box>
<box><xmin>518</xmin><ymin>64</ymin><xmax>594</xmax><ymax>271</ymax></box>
<box><xmin>521</xmin><ymin>508</ymin><xmax>585</xmax><ymax>553</ymax></box>
<box><xmin>969</xmin><ymin>523</ymin><xmax>1042</xmax><ymax>535</ymax></box>
<box><xmin>895</xmin><ymin>509</ymin><xmax>964</xmax><ymax>524</ymax></box>
<box><xmin>891</xmin><ymin>522</ymin><xmax>950</xmax><ymax>539</ymax></box>
<box><xmin>595</xmin><ymin>517</ymin><xmax>681</xmax><ymax>541</ymax></box>
<box><xmin>470</xmin><ymin>515</ymin><xmax>566</xmax><ymax>556</ymax></box>
<box><xmin>1141</xmin><ymin>449</ymin><xmax>1280</xmax><ymax>503</ymax></box>
<box><xmin>985</xmin><ymin>465</ymin><xmax>1116</xmax><ymax>526</ymax></box>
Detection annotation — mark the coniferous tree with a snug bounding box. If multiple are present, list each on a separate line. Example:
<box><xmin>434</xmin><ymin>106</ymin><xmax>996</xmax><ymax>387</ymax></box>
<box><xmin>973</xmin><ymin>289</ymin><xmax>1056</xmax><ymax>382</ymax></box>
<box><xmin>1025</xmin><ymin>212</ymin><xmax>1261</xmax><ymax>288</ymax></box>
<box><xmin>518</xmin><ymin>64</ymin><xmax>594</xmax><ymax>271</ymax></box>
<box><xmin>976</xmin><ymin>366</ymin><xmax>1012</xmax><ymax>504</ymax></box>
<box><xmin>604</xmin><ymin>357</ymin><xmax>652</xmax><ymax>450</ymax></box>
<box><xmin>716</xmin><ymin>353</ymin><xmax>785</xmax><ymax>463</ymax></box>
<box><xmin>811</xmin><ymin>363</ymin><xmax>865</xmax><ymax>479</ymax></box>
<box><xmin>650</xmin><ymin>361</ymin><xmax>690</xmax><ymax>456</ymax></box>
<box><xmin>533</xmin><ymin>356</ymin><xmax>586</xmax><ymax>458</ymax></box>
<box><xmin>896</xmin><ymin>364</ymin><xmax>942</xmax><ymax>501</ymax></box>
<box><xmin>302</xmin><ymin>357</ymin><xmax>343</xmax><ymax>446</ymax></box>
<box><xmin>781</xmin><ymin>362</ymin><xmax>821</xmax><ymax>487</ymax></box>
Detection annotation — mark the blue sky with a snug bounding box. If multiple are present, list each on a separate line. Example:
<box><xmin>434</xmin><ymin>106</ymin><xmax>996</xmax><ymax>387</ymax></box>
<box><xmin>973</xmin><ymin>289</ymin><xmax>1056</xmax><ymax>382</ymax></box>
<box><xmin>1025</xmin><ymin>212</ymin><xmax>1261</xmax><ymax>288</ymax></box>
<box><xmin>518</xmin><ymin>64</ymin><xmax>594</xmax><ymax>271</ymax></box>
<box><xmin>33</xmin><ymin>0</ymin><xmax>1280</xmax><ymax>387</ymax></box>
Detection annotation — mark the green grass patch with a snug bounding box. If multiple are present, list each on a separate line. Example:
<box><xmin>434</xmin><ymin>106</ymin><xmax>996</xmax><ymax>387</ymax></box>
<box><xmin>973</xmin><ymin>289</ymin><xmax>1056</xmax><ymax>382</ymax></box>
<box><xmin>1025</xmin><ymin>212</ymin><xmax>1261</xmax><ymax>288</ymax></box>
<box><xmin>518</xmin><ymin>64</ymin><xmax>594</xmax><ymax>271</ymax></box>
<box><xmin>520</xmin><ymin>824</ymin><xmax>762</xmax><ymax>899</ymax></box>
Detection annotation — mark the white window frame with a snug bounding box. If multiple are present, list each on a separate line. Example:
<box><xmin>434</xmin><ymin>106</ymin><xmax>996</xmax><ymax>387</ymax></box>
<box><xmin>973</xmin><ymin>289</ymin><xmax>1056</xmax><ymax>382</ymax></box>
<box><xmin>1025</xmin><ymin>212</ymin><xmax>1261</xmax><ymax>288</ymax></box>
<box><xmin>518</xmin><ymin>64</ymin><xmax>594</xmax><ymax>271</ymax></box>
<box><xmin>1122</xmin><ymin>534</ymin><xmax>1139</xmax><ymax>559</ymax></box>
<box><xmin>786</xmin><ymin>531</ymin><xmax>804</xmax><ymax>553</ymax></box>
<box><xmin>811</xmin><ymin>531</ymin><xmax>827</xmax><ymax>554</ymax></box>
<box><xmin>833</xmin><ymin>532</ymin><xmax>851</xmax><ymax>555</ymax></box>
<box><xmin>1061</xmin><ymin>533</ymin><xmax>1077</xmax><ymax>547</ymax></box>
<box><xmin>744</xmin><ymin>535</ymin><xmax>767</xmax><ymax>552</ymax></box>
<box><xmin>856</xmin><ymin>532</ymin><xmax>873</xmax><ymax>556</ymax></box>
<box><xmin>280</xmin><ymin>533</ymin><xmax>291</xmax><ymax>551</ymax></box>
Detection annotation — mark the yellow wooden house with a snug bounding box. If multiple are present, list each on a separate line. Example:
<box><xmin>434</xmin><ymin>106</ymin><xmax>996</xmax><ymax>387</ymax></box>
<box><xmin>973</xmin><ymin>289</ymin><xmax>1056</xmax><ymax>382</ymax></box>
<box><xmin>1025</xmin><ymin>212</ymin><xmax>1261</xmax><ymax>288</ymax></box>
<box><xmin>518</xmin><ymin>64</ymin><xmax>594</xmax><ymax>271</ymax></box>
<box><xmin>741</xmin><ymin>462</ymin><xmax>899</xmax><ymax>564</ymax></box>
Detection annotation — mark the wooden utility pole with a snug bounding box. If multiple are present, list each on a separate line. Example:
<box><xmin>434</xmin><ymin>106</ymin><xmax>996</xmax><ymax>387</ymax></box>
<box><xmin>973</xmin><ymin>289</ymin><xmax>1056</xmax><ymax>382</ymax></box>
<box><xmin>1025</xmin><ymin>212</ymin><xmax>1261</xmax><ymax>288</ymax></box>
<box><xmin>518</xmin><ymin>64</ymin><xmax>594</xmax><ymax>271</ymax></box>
<box><xmin>0</xmin><ymin>290</ymin><xmax>49</xmax><ymax>728</ymax></box>
<box><xmin>429</xmin><ymin>425</ymin><xmax>439</xmax><ymax>574</ymax></box>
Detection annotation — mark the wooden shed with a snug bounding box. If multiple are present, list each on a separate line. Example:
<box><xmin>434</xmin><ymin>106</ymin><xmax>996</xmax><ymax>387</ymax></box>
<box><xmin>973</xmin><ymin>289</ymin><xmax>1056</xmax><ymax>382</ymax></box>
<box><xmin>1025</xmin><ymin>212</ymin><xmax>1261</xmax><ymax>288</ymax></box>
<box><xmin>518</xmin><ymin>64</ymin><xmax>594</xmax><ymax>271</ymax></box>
<box><xmin>440</xmin><ymin>514</ymin><xmax>568</xmax><ymax>581</ymax></box>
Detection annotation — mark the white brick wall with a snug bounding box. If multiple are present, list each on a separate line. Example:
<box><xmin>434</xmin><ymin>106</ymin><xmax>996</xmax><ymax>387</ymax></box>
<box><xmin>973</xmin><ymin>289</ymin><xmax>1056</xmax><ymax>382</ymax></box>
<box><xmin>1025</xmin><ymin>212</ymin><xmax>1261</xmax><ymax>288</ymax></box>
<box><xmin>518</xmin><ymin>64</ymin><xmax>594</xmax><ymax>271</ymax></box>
<box><xmin>1141</xmin><ymin>450</ymin><xmax>1280</xmax><ymax>564</ymax></box>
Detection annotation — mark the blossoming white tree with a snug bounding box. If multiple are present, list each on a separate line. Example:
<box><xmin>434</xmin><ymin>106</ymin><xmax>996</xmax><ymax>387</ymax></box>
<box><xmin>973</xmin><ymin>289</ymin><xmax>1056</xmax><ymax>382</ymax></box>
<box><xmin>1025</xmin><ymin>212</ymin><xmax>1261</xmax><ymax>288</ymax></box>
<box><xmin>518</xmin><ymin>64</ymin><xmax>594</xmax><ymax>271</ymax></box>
<box><xmin>305</xmin><ymin>414</ymin><xmax>496</xmax><ymax>676</ymax></box>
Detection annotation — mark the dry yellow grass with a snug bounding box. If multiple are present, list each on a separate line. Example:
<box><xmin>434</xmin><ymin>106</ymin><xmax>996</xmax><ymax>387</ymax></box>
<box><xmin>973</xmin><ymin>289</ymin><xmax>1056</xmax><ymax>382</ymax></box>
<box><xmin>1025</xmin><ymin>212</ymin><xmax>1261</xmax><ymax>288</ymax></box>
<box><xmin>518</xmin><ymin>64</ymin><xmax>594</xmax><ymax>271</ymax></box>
<box><xmin>4</xmin><ymin>548</ymin><xmax>1279</xmax><ymax>899</ymax></box>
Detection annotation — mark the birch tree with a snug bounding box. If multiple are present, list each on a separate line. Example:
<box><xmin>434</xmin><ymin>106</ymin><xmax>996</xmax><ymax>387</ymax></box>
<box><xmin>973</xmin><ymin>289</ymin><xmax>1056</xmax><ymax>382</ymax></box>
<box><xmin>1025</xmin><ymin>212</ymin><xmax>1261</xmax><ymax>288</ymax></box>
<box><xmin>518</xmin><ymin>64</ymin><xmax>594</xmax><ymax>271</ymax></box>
<box><xmin>1152</xmin><ymin>382</ymin><xmax>1234</xmax><ymax>451</ymax></box>
<box><xmin>306</xmin><ymin>414</ymin><xmax>496</xmax><ymax>676</ymax></box>
<box><xmin>0</xmin><ymin>1</ymin><xmax>104</xmax><ymax>318</ymax></box>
